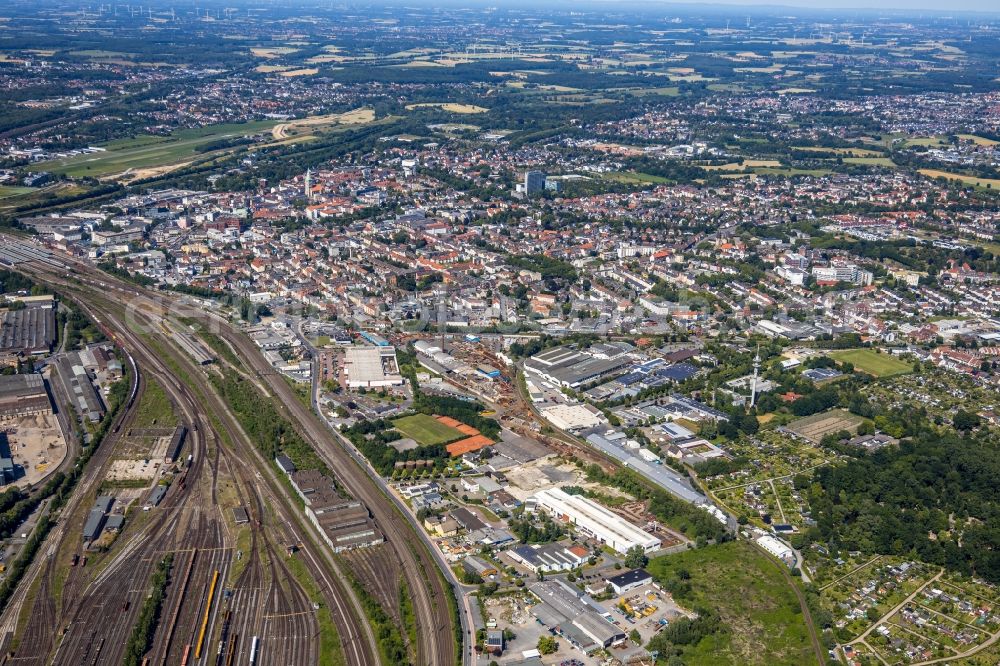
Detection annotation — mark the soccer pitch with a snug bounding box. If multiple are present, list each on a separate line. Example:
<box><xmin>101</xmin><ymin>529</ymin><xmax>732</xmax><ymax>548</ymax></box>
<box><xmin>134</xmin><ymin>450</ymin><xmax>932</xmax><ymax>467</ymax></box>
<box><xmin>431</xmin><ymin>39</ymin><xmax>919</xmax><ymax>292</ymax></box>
<box><xmin>392</xmin><ymin>414</ymin><xmax>464</xmax><ymax>446</ymax></box>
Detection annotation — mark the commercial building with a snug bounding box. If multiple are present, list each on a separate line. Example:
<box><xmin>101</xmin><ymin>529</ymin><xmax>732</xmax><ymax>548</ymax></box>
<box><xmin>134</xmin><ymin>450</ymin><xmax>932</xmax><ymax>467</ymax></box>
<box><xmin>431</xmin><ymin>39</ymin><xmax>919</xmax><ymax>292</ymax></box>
<box><xmin>523</xmin><ymin>170</ymin><xmax>546</xmax><ymax>195</ymax></box>
<box><xmin>531</xmin><ymin>487</ymin><xmax>660</xmax><ymax>554</ymax></box>
<box><xmin>508</xmin><ymin>543</ymin><xmax>590</xmax><ymax>573</ymax></box>
<box><xmin>342</xmin><ymin>346</ymin><xmax>404</xmax><ymax>388</ymax></box>
<box><xmin>0</xmin><ymin>374</ymin><xmax>51</xmax><ymax>420</ymax></box>
<box><xmin>606</xmin><ymin>569</ymin><xmax>653</xmax><ymax>595</ymax></box>
<box><xmin>539</xmin><ymin>404</ymin><xmax>604</xmax><ymax>432</ymax></box>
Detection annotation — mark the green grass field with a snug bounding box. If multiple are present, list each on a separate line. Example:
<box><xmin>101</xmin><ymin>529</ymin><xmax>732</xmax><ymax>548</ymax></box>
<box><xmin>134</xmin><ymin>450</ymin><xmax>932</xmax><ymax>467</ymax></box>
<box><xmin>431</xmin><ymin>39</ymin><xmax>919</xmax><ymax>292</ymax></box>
<box><xmin>0</xmin><ymin>186</ymin><xmax>35</xmax><ymax>199</ymax></box>
<box><xmin>830</xmin><ymin>349</ymin><xmax>911</xmax><ymax>377</ymax></box>
<box><xmin>647</xmin><ymin>541</ymin><xmax>815</xmax><ymax>665</ymax></box>
<box><xmin>392</xmin><ymin>414</ymin><xmax>464</xmax><ymax>446</ymax></box>
<box><xmin>31</xmin><ymin>120</ymin><xmax>279</xmax><ymax>178</ymax></box>
<box><xmin>131</xmin><ymin>379</ymin><xmax>177</xmax><ymax>429</ymax></box>
<box><xmin>602</xmin><ymin>171</ymin><xmax>670</xmax><ymax>184</ymax></box>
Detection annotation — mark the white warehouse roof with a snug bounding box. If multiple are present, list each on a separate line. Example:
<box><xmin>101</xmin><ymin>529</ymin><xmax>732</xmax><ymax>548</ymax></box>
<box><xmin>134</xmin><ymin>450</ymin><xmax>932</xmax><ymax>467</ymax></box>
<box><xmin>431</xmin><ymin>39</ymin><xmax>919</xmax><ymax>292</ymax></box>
<box><xmin>532</xmin><ymin>487</ymin><xmax>659</xmax><ymax>554</ymax></box>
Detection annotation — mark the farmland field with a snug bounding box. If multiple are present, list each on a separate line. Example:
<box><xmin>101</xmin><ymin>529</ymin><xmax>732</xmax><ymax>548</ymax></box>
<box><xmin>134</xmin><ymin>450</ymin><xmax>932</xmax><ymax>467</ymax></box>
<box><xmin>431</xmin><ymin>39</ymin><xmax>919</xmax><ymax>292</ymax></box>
<box><xmin>31</xmin><ymin>120</ymin><xmax>279</xmax><ymax>179</ymax></box>
<box><xmin>392</xmin><ymin>414</ymin><xmax>464</xmax><ymax>446</ymax></box>
<box><xmin>918</xmin><ymin>168</ymin><xmax>1000</xmax><ymax>190</ymax></box>
<box><xmin>830</xmin><ymin>349</ymin><xmax>912</xmax><ymax>377</ymax></box>
<box><xmin>647</xmin><ymin>541</ymin><xmax>816</xmax><ymax>665</ymax></box>
<box><xmin>404</xmin><ymin>103</ymin><xmax>489</xmax><ymax>114</ymax></box>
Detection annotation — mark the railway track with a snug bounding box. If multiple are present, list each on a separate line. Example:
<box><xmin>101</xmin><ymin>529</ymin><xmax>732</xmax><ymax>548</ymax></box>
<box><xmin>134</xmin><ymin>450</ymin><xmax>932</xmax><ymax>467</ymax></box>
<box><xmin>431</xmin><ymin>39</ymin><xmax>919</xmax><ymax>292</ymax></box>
<box><xmin>6</xmin><ymin>253</ymin><xmax>378</xmax><ymax>666</ymax></box>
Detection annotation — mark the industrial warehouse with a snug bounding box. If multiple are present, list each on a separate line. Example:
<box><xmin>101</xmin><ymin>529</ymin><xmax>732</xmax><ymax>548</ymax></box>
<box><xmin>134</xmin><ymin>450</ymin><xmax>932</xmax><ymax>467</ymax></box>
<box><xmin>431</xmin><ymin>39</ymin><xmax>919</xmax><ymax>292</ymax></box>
<box><xmin>51</xmin><ymin>352</ymin><xmax>105</xmax><ymax>424</ymax></box>
<box><xmin>523</xmin><ymin>343</ymin><xmax>634</xmax><ymax>389</ymax></box>
<box><xmin>0</xmin><ymin>374</ymin><xmax>51</xmax><ymax>420</ymax></box>
<box><xmin>283</xmin><ymin>465</ymin><xmax>384</xmax><ymax>553</ymax></box>
<box><xmin>0</xmin><ymin>295</ymin><xmax>57</xmax><ymax>358</ymax></box>
<box><xmin>341</xmin><ymin>345</ymin><xmax>404</xmax><ymax>388</ymax></box>
<box><xmin>530</xmin><ymin>487</ymin><xmax>660</xmax><ymax>555</ymax></box>
<box><xmin>529</xmin><ymin>580</ymin><xmax>627</xmax><ymax>654</ymax></box>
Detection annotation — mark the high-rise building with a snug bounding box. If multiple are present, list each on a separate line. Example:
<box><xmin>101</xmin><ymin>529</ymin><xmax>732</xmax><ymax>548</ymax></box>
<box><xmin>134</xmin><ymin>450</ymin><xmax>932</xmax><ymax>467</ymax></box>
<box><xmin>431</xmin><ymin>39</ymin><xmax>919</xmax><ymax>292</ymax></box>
<box><xmin>524</xmin><ymin>170</ymin><xmax>545</xmax><ymax>195</ymax></box>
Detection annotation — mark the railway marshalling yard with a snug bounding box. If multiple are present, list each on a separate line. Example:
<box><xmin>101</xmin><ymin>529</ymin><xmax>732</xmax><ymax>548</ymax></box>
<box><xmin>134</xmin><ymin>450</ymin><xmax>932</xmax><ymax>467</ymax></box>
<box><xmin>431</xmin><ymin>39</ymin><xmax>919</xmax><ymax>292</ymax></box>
<box><xmin>0</xmin><ymin>247</ymin><xmax>456</xmax><ymax>666</ymax></box>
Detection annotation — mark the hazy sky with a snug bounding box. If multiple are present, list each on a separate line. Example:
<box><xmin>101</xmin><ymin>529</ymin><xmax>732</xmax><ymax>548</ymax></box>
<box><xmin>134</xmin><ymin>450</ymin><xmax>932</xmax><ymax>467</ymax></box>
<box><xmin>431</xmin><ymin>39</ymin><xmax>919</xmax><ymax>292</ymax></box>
<box><xmin>686</xmin><ymin>0</ymin><xmax>998</xmax><ymax>11</ymax></box>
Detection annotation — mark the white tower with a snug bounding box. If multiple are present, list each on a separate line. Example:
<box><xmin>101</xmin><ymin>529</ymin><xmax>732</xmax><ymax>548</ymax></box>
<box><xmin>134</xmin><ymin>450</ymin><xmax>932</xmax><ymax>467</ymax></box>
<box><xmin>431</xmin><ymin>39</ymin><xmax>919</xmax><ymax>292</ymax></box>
<box><xmin>750</xmin><ymin>344</ymin><xmax>761</xmax><ymax>408</ymax></box>
<box><xmin>304</xmin><ymin>169</ymin><xmax>313</xmax><ymax>201</ymax></box>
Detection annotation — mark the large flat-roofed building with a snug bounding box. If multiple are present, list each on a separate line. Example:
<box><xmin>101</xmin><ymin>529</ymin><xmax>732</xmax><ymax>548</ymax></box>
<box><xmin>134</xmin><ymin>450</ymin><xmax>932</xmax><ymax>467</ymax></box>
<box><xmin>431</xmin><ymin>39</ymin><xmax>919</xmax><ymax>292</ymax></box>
<box><xmin>531</xmin><ymin>487</ymin><xmax>660</xmax><ymax>555</ymax></box>
<box><xmin>524</xmin><ymin>344</ymin><xmax>632</xmax><ymax>388</ymax></box>
<box><xmin>0</xmin><ymin>304</ymin><xmax>57</xmax><ymax>356</ymax></box>
<box><xmin>289</xmin><ymin>469</ymin><xmax>384</xmax><ymax>553</ymax></box>
<box><xmin>342</xmin><ymin>346</ymin><xmax>404</xmax><ymax>388</ymax></box>
<box><xmin>52</xmin><ymin>354</ymin><xmax>105</xmax><ymax>423</ymax></box>
<box><xmin>539</xmin><ymin>403</ymin><xmax>604</xmax><ymax>432</ymax></box>
<box><xmin>529</xmin><ymin>580</ymin><xmax>626</xmax><ymax>654</ymax></box>
<box><xmin>0</xmin><ymin>374</ymin><xmax>51</xmax><ymax>420</ymax></box>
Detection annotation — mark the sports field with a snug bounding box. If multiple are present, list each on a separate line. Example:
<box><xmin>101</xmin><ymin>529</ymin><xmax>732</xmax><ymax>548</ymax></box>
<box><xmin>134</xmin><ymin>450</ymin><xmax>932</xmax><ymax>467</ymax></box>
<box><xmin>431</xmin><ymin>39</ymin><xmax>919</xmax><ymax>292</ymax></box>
<box><xmin>830</xmin><ymin>349</ymin><xmax>911</xmax><ymax>377</ymax></box>
<box><xmin>31</xmin><ymin>120</ymin><xmax>279</xmax><ymax>179</ymax></box>
<box><xmin>392</xmin><ymin>414</ymin><xmax>464</xmax><ymax>446</ymax></box>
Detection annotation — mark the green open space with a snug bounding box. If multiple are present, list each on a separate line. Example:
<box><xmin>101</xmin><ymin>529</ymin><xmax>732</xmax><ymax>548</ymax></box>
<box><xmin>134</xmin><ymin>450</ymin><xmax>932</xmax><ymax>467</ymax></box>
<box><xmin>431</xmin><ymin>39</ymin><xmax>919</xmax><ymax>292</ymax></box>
<box><xmin>391</xmin><ymin>414</ymin><xmax>464</xmax><ymax>446</ymax></box>
<box><xmin>647</xmin><ymin>541</ymin><xmax>815</xmax><ymax>665</ymax></box>
<box><xmin>0</xmin><ymin>186</ymin><xmax>35</xmax><ymax>199</ymax></box>
<box><xmin>30</xmin><ymin>120</ymin><xmax>279</xmax><ymax>178</ymax></box>
<box><xmin>829</xmin><ymin>349</ymin><xmax>911</xmax><ymax>377</ymax></box>
<box><xmin>131</xmin><ymin>379</ymin><xmax>177</xmax><ymax>429</ymax></box>
<box><xmin>601</xmin><ymin>171</ymin><xmax>671</xmax><ymax>185</ymax></box>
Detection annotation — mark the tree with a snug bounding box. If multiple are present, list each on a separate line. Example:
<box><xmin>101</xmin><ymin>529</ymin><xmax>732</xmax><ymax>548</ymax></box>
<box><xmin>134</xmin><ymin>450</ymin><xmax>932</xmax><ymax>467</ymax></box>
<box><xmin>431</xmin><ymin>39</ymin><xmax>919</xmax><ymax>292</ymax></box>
<box><xmin>624</xmin><ymin>545</ymin><xmax>649</xmax><ymax>569</ymax></box>
<box><xmin>537</xmin><ymin>635</ymin><xmax>558</xmax><ymax>655</ymax></box>
<box><xmin>629</xmin><ymin>628</ymin><xmax>642</xmax><ymax>645</ymax></box>
<box><xmin>739</xmin><ymin>412</ymin><xmax>760</xmax><ymax>434</ymax></box>
<box><xmin>952</xmin><ymin>410</ymin><xmax>980</xmax><ymax>431</ymax></box>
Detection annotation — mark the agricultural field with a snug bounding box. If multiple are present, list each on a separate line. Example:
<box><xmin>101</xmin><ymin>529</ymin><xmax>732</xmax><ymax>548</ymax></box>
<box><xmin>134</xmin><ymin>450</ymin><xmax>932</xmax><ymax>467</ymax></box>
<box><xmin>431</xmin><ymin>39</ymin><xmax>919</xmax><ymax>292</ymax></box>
<box><xmin>830</xmin><ymin>349</ymin><xmax>912</xmax><ymax>378</ymax></box>
<box><xmin>30</xmin><ymin>120</ymin><xmax>279</xmax><ymax>179</ymax></box>
<box><xmin>270</xmin><ymin>108</ymin><xmax>377</xmax><ymax>140</ymax></box>
<box><xmin>404</xmin><ymin>103</ymin><xmax>489</xmax><ymax>114</ymax></box>
<box><xmin>647</xmin><ymin>541</ymin><xmax>816</xmax><ymax>665</ymax></box>
<box><xmin>919</xmin><ymin>169</ymin><xmax>1000</xmax><ymax>190</ymax></box>
<box><xmin>392</xmin><ymin>414</ymin><xmax>464</xmax><ymax>446</ymax></box>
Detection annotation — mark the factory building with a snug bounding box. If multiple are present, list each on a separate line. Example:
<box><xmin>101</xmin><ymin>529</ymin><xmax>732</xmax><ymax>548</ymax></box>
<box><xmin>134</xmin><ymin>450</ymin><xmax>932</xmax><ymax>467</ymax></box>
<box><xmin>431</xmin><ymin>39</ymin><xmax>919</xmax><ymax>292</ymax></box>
<box><xmin>529</xmin><ymin>580</ymin><xmax>627</xmax><ymax>654</ymax></box>
<box><xmin>531</xmin><ymin>487</ymin><xmax>660</xmax><ymax>555</ymax></box>
<box><xmin>0</xmin><ymin>301</ymin><xmax>57</xmax><ymax>356</ymax></box>
<box><xmin>0</xmin><ymin>374</ymin><xmax>51</xmax><ymax>420</ymax></box>
<box><xmin>524</xmin><ymin>343</ymin><xmax>633</xmax><ymax>389</ymax></box>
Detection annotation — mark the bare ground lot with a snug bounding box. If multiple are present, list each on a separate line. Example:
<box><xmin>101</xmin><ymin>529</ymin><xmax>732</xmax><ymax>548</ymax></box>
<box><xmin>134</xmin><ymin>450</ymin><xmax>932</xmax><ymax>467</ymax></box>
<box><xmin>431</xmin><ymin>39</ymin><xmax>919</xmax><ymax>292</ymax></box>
<box><xmin>2</xmin><ymin>412</ymin><xmax>66</xmax><ymax>487</ymax></box>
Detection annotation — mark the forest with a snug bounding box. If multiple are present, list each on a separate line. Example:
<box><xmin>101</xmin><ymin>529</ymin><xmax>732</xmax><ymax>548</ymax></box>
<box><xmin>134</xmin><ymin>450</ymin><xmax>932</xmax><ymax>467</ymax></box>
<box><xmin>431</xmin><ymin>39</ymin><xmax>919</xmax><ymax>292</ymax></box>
<box><xmin>803</xmin><ymin>431</ymin><xmax>1000</xmax><ymax>583</ymax></box>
